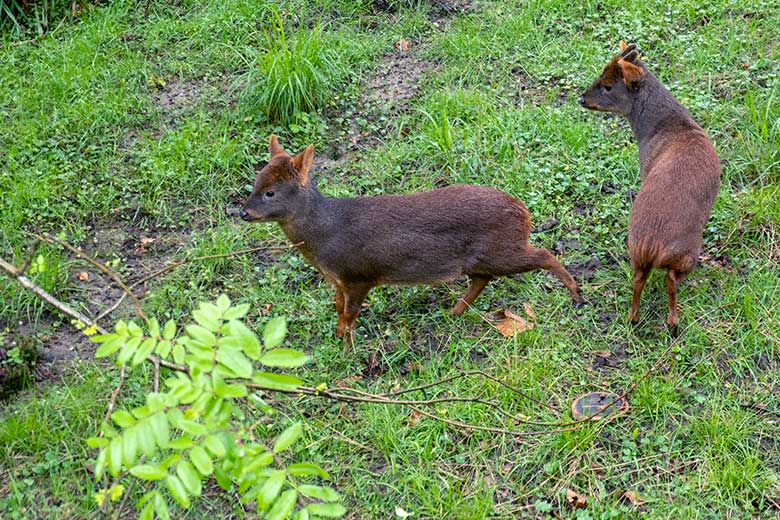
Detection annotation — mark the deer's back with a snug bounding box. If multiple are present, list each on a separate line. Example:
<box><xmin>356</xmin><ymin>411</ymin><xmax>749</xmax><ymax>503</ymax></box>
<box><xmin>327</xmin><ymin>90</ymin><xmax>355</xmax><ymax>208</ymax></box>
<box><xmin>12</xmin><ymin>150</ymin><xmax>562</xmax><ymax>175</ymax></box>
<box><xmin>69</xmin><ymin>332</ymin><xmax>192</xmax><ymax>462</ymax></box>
<box><xmin>309</xmin><ymin>185</ymin><xmax>533</xmax><ymax>285</ymax></box>
<box><xmin>629</xmin><ymin>129</ymin><xmax>721</xmax><ymax>271</ymax></box>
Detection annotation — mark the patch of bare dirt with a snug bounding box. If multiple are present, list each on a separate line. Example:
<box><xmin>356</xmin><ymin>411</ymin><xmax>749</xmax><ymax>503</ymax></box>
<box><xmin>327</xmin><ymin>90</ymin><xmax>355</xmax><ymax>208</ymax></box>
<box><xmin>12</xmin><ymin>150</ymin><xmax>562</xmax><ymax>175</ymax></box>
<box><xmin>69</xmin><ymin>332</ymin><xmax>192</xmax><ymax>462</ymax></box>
<box><xmin>0</xmin><ymin>319</ymin><xmax>78</xmax><ymax>396</ymax></box>
<box><xmin>371</xmin><ymin>0</ymin><xmax>473</xmax><ymax>19</ymax></box>
<box><xmin>590</xmin><ymin>343</ymin><xmax>629</xmax><ymax>372</ymax></box>
<box><xmin>363</xmin><ymin>52</ymin><xmax>435</xmax><ymax>112</ymax></box>
<box><xmin>151</xmin><ymin>79</ymin><xmax>204</xmax><ymax>127</ymax></box>
<box><xmin>3</xmin><ymin>220</ymin><xmax>196</xmax><ymax>389</ymax></box>
<box><xmin>567</xmin><ymin>255</ymin><xmax>602</xmax><ymax>282</ymax></box>
<box><xmin>315</xmin><ymin>3</ymin><xmax>470</xmax><ymax>169</ymax></box>
<box><xmin>428</xmin><ymin>0</ymin><xmax>474</xmax><ymax>21</ymax></box>
<box><xmin>331</xmin><ymin>47</ymin><xmax>437</xmax><ymax>158</ymax></box>
<box><xmin>122</xmin><ymin>76</ymin><xmax>235</xmax><ymax>149</ymax></box>
<box><xmin>37</xmin><ymin>324</ymin><xmax>88</xmax><ymax>365</ymax></box>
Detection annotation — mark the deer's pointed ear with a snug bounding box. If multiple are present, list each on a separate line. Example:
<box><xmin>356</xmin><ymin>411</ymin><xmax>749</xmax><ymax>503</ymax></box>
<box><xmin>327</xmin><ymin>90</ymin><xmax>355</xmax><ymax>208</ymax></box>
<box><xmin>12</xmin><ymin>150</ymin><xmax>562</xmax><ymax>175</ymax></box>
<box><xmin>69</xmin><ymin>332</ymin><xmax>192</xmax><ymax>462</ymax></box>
<box><xmin>290</xmin><ymin>144</ymin><xmax>314</xmax><ymax>185</ymax></box>
<box><xmin>269</xmin><ymin>134</ymin><xmax>286</xmax><ymax>157</ymax></box>
<box><xmin>619</xmin><ymin>41</ymin><xmax>639</xmax><ymax>62</ymax></box>
<box><xmin>618</xmin><ymin>59</ymin><xmax>644</xmax><ymax>87</ymax></box>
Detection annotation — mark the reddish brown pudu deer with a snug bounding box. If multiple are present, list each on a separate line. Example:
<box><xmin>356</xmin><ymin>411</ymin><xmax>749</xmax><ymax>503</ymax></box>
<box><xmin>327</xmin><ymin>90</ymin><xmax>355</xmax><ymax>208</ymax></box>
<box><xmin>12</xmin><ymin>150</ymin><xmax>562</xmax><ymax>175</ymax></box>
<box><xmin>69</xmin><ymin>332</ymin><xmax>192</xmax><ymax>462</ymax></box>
<box><xmin>240</xmin><ymin>136</ymin><xmax>582</xmax><ymax>341</ymax></box>
<box><xmin>580</xmin><ymin>41</ymin><xmax>721</xmax><ymax>332</ymax></box>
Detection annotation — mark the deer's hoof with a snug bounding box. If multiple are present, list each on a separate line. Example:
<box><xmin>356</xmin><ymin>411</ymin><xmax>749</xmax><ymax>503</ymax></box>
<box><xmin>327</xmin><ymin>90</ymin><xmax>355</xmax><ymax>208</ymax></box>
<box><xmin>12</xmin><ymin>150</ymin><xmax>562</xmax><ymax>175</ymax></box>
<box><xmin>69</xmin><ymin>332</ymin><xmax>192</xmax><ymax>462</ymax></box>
<box><xmin>666</xmin><ymin>321</ymin><xmax>680</xmax><ymax>338</ymax></box>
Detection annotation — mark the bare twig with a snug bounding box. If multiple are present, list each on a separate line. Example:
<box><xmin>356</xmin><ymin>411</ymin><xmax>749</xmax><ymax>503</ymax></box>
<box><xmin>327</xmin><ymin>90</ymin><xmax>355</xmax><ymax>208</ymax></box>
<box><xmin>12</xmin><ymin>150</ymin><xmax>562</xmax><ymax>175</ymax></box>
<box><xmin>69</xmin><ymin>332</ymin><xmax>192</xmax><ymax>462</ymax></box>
<box><xmin>152</xmin><ymin>357</ymin><xmax>160</xmax><ymax>392</ymax></box>
<box><xmin>94</xmin><ymin>293</ymin><xmax>127</xmax><ymax>322</ymax></box>
<box><xmin>385</xmin><ymin>371</ymin><xmax>476</xmax><ymax>397</ymax></box>
<box><xmin>36</xmin><ymin>233</ymin><xmax>147</xmax><ymax>320</ymax></box>
<box><xmin>149</xmin><ymin>355</ymin><xmax>187</xmax><ymax>372</ymax></box>
<box><xmin>111</xmin><ymin>477</ymin><xmax>137</xmax><ymax>520</ymax></box>
<box><xmin>129</xmin><ymin>242</ymin><xmax>302</xmax><ymax>289</ymax></box>
<box><xmin>384</xmin><ymin>369</ymin><xmax>561</xmax><ymax>420</ymax></box>
<box><xmin>101</xmin><ymin>365</ymin><xmax>127</xmax><ymax>430</ymax></box>
<box><xmin>407</xmin><ymin>405</ymin><xmax>586</xmax><ymax>437</ymax></box>
<box><xmin>0</xmin><ymin>256</ymin><xmax>108</xmax><ymax>335</ymax></box>
<box><xmin>246</xmin><ymin>382</ymin><xmax>597</xmax><ymax>435</ymax></box>
<box><xmin>471</xmin><ymin>369</ymin><xmax>559</xmax><ymax>412</ymax></box>
<box><xmin>17</xmin><ymin>238</ymin><xmax>42</xmax><ymax>276</ymax></box>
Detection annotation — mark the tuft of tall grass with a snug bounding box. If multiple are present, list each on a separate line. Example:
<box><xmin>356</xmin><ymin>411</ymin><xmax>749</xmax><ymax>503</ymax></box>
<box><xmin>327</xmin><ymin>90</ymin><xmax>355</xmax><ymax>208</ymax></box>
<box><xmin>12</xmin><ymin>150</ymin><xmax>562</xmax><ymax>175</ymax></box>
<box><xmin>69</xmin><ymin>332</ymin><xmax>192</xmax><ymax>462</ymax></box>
<box><xmin>0</xmin><ymin>0</ymin><xmax>86</xmax><ymax>37</ymax></box>
<box><xmin>244</xmin><ymin>8</ymin><xmax>344</xmax><ymax>125</ymax></box>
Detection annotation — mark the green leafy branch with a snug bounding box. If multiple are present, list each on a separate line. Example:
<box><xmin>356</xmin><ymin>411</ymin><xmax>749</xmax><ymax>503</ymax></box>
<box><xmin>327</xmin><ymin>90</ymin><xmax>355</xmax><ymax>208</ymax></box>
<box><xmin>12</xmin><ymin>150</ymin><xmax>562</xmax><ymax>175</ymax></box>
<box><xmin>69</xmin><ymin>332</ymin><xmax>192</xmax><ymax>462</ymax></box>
<box><xmin>88</xmin><ymin>295</ymin><xmax>345</xmax><ymax>520</ymax></box>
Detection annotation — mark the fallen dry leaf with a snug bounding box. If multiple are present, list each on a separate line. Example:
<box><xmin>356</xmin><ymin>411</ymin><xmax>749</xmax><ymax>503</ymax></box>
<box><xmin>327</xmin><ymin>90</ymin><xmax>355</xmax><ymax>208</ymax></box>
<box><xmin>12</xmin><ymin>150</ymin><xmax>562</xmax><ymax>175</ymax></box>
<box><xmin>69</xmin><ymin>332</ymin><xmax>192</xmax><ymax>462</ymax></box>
<box><xmin>622</xmin><ymin>490</ymin><xmax>646</xmax><ymax>507</ymax></box>
<box><xmin>261</xmin><ymin>303</ymin><xmax>272</xmax><ymax>316</ymax></box>
<box><xmin>363</xmin><ymin>351</ymin><xmax>384</xmax><ymax>377</ymax></box>
<box><xmin>333</xmin><ymin>375</ymin><xmax>362</xmax><ymax>388</ymax></box>
<box><xmin>566</xmin><ymin>488</ymin><xmax>587</xmax><ymax>509</ymax></box>
<box><xmin>404</xmin><ymin>409</ymin><xmax>423</xmax><ymax>428</ymax></box>
<box><xmin>76</xmin><ymin>271</ymin><xmax>89</xmax><ymax>282</ymax></box>
<box><xmin>395</xmin><ymin>39</ymin><xmax>410</xmax><ymax>52</ymax></box>
<box><xmin>134</xmin><ymin>237</ymin><xmax>156</xmax><ymax>254</ymax></box>
<box><xmin>522</xmin><ymin>302</ymin><xmax>536</xmax><ymax>320</ymax></box>
<box><xmin>495</xmin><ymin>309</ymin><xmax>535</xmax><ymax>337</ymax></box>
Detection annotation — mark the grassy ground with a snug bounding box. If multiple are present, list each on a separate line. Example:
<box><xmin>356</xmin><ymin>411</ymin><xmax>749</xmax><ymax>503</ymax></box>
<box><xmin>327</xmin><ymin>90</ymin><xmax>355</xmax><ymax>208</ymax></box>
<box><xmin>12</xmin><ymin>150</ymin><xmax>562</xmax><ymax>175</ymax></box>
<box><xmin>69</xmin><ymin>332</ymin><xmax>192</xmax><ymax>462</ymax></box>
<box><xmin>1</xmin><ymin>0</ymin><xmax>779</xmax><ymax>518</ymax></box>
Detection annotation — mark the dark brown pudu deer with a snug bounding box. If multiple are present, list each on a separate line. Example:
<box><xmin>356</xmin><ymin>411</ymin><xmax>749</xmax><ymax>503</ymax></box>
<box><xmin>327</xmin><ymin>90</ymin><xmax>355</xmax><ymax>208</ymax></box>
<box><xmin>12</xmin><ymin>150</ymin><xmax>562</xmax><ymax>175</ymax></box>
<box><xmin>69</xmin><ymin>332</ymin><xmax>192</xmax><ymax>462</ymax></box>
<box><xmin>240</xmin><ymin>136</ymin><xmax>582</xmax><ymax>341</ymax></box>
<box><xmin>580</xmin><ymin>41</ymin><xmax>721</xmax><ymax>332</ymax></box>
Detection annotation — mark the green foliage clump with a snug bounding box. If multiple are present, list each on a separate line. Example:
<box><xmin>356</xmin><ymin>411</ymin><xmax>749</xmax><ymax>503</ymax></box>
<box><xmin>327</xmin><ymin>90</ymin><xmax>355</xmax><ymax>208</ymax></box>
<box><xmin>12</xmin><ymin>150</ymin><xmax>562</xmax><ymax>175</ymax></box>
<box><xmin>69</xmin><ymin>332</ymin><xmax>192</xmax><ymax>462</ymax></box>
<box><xmin>245</xmin><ymin>8</ymin><xmax>344</xmax><ymax>124</ymax></box>
<box><xmin>88</xmin><ymin>295</ymin><xmax>345</xmax><ymax>520</ymax></box>
<box><xmin>1</xmin><ymin>0</ymin><xmax>86</xmax><ymax>37</ymax></box>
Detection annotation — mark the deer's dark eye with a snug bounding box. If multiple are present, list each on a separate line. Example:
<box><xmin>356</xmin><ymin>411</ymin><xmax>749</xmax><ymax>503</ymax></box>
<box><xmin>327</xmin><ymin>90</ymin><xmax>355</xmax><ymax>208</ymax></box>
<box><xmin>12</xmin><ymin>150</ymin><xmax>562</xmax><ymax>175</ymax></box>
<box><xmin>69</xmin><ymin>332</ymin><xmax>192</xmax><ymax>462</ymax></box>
<box><xmin>265</xmin><ymin>191</ymin><xmax>275</xmax><ymax>198</ymax></box>
<box><xmin>602</xmin><ymin>84</ymin><xmax>612</xmax><ymax>93</ymax></box>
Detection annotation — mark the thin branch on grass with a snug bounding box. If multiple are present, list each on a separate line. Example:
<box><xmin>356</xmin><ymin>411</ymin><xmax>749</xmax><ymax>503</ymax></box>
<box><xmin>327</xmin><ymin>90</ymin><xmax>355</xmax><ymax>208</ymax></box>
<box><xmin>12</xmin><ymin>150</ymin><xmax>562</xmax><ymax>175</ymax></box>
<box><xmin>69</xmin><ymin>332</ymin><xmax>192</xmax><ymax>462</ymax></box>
<box><xmin>385</xmin><ymin>369</ymin><xmax>556</xmax><ymax>413</ymax></box>
<box><xmin>471</xmin><ymin>369</ymin><xmax>560</xmax><ymax>413</ymax></box>
<box><xmin>246</xmin><ymin>382</ymin><xmax>600</xmax><ymax>434</ymax></box>
<box><xmin>406</xmin><ymin>404</ymin><xmax>586</xmax><ymax>437</ymax></box>
<box><xmin>17</xmin><ymin>238</ymin><xmax>42</xmax><ymax>276</ymax></box>
<box><xmin>111</xmin><ymin>477</ymin><xmax>137</xmax><ymax>520</ymax></box>
<box><xmin>94</xmin><ymin>292</ymin><xmax>127</xmax><ymax>322</ymax></box>
<box><xmin>152</xmin><ymin>357</ymin><xmax>160</xmax><ymax>393</ymax></box>
<box><xmin>128</xmin><ymin>242</ymin><xmax>303</xmax><ymax>289</ymax></box>
<box><xmin>384</xmin><ymin>371</ymin><xmax>476</xmax><ymax>397</ymax></box>
<box><xmin>0</xmin><ymin>256</ymin><xmax>108</xmax><ymax>335</ymax></box>
<box><xmin>35</xmin><ymin>233</ymin><xmax>147</xmax><ymax>320</ymax></box>
<box><xmin>101</xmin><ymin>365</ymin><xmax>126</xmax><ymax>430</ymax></box>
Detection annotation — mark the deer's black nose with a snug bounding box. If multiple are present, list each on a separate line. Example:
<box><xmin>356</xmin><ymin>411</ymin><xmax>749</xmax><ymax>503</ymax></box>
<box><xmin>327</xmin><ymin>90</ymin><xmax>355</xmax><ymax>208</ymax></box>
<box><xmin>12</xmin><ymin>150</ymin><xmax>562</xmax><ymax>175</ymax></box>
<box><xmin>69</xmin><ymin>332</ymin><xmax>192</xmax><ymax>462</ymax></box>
<box><xmin>579</xmin><ymin>96</ymin><xmax>586</xmax><ymax>106</ymax></box>
<box><xmin>239</xmin><ymin>209</ymin><xmax>249</xmax><ymax>221</ymax></box>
